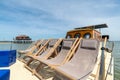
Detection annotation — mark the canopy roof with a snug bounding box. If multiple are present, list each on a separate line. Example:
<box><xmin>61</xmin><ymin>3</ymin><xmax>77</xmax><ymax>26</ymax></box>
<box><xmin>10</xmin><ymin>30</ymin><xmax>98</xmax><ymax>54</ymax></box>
<box><xmin>74</xmin><ymin>24</ymin><xmax>108</xmax><ymax>30</ymax></box>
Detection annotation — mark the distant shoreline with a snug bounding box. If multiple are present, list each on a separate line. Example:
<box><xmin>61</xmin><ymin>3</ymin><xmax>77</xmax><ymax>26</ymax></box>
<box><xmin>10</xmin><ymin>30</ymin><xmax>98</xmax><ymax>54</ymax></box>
<box><xmin>0</xmin><ymin>41</ymin><xmax>12</xmax><ymax>44</ymax></box>
<box><xmin>0</xmin><ymin>40</ymin><xmax>117</xmax><ymax>43</ymax></box>
<box><xmin>0</xmin><ymin>41</ymin><xmax>13</xmax><ymax>42</ymax></box>
<box><xmin>0</xmin><ymin>41</ymin><xmax>34</xmax><ymax>44</ymax></box>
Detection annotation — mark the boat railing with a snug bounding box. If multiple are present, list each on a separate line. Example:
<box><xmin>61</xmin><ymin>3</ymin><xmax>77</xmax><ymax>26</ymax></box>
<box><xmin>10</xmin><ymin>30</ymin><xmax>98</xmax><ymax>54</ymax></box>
<box><xmin>99</xmin><ymin>38</ymin><xmax>114</xmax><ymax>80</ymax></box>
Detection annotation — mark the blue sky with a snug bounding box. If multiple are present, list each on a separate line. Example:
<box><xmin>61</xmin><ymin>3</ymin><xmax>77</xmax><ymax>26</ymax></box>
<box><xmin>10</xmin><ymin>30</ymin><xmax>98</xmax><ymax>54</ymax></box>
<box><xmin>0</xmin><ymin>0</ymin><xmax>120</xmax><ymax>41</ymax></box>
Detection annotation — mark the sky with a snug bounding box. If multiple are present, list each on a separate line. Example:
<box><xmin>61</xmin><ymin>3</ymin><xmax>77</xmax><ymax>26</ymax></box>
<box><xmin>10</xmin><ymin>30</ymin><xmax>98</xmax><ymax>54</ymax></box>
<box><xmin>0</xmin><ymin>0</ymin><xmax>120</xmax><ymax>41</ymax></box>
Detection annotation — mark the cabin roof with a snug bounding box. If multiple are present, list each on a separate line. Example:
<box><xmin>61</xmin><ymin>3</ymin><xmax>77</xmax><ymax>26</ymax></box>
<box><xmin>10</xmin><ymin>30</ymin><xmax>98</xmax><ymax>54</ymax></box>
<box><xmin>16</xmin><ymin>35</ymin><xmax>29</xmax><ymax>37</ymax></box>
<box><xmin>67</xmin><ymin>24</ymin><xmax>108</xmax><ymax>33</ymax></box>
<box><xmin>74</xmin><ymin>24</ymin><xmax>108</xmax><ymax>30</ymax></box>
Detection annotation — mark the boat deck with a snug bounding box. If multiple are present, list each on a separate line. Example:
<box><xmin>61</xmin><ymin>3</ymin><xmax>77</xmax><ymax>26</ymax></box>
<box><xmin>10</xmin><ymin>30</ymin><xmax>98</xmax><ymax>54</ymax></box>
<box><xmin>9</xmin><ymin>42</ymin><xmax>113</xmax><ymax>80</ymax></box>
<box><xmin>10</xmin><ymin>60</ymin><xmax>39</xmax><ymax>80</ymax></box>
<box><xmin>10</xmin><ymin>60</ymin><xmax>53</xmax><ymax>80</ymax></box>
<box><xmin>9</xmin><ymin>55</ymin><xmax>113</xmax><ymax>80</ymax></box>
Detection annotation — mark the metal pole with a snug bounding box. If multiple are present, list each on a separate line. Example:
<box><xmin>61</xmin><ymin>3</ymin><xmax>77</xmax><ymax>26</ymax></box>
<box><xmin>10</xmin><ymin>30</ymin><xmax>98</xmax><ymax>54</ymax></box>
<box><xmin>99</xmin><ymin>37</ymin><xmax>107</xmax><ymax>80</ymax></box>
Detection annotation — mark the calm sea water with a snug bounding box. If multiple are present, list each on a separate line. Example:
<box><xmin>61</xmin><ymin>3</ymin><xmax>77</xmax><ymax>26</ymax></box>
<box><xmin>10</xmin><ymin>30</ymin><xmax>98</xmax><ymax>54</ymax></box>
<box><xmin>113</xmin><ymin>41</ymin><xmax>120</xmax><ymax>80</ymax></box>
<box><xmin>0</xmin><ymin>41</ymin><xmax>120</xmax><ymax>80</ymax></box>
<box><xmin>0</xmin><ymin>42</ymin><xmax>31</xmax><ymax>57</ymax></box>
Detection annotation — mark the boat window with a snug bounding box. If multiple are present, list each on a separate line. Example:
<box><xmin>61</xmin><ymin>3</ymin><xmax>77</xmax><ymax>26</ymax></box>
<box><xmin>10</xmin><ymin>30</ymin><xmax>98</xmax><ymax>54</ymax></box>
<box><xmin>83</xmin><ymin>33</ymin><xmax>91</xmax><ymax>39</ymax></box>
<box><xmin>66</xmin><ymin>35</ymin><xmax>72</xmax><ymax>38</ymax></box>
<box><xmin>74</xmin><ymin>33</ymin><xmax>81</xmax><ymax>38</ymax></box>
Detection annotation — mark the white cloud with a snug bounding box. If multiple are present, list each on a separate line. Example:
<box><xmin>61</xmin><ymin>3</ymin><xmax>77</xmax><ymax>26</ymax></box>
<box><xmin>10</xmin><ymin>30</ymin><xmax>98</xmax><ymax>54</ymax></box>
<box><xmin>0</xmin><ymin>0</ymin><xmax>120</xmax><ymax>40</ymax></box>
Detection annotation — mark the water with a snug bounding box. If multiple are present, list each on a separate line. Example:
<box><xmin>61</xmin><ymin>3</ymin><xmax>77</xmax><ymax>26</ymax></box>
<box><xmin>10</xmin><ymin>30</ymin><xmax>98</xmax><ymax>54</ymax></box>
<box><xmin>0</xmin><ymin>42</ymin><xmax>31</xmax><ymax>57</ymax></box>
<box><xmin>0</xmin><ymin>42</ymin><xmax>31</xmax><ymax>50</ymax></box>
<box><xmin>0</xmin><ymin>41</ymin><xmax>120</xmax><ymax>80</ymax></box>
<box><xmin>113</xmin><ymin>41</ymin><xmax>120</xmax><ymax>80</ymax></box>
